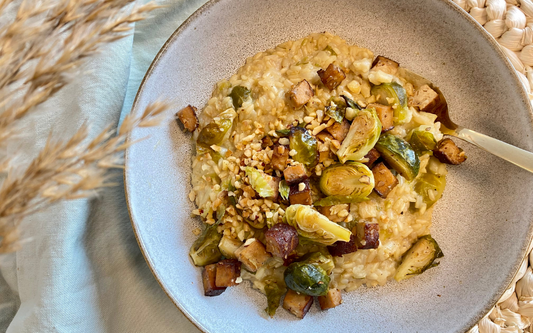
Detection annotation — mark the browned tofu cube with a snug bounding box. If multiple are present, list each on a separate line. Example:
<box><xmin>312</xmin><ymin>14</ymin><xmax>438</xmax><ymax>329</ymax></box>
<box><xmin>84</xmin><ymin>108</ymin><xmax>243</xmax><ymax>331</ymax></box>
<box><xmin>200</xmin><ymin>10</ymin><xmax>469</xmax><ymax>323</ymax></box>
<box><xmin>289</xmin><ymin>179</ymin><xmax>312</xmax><ymax>205</ymax></box>
<box><xmin>272</xmin><ymin>144</ymin><xmax>289</xmax><ymax>171</ymax></box>
<box><xmin>176</xmin><ymin>105</ymin><xmax>199</xmax><ymax>132</ymax></box>
<box><xmin>264</xmin><ymin>223</ymin><xmax>299</xmax><ymax>259</ymax></box>
<box><xmin>283</xmin><ymin>163</ymin><xmax>308</xmax><ymax>185</ymax></box>
<box><xmin>234</xmin><ymin>239</ymin><xmax>272</xmax><ymax>272</ymax></box>
<box><xmin>355</xmin><ymin>222</ymin><xmax>380</xmax><ymax>249</ymax></box>
<box><xmin>316</xmin><ymin>131</ymin><xmax>335</xmax><ymax>142</ymax></box>
<box><xmin>372</xmin><ymin>162</ymin><xmax>398</xmax><ymax>198</ymax></box>
<box><xmin>363</xmin><ymin>148</ymin><xmax>381</xmax><ymax>168</ymax></box>
<box><xmin>215</xmin><ymin>259</ymin><xmax>241</xmax><ymax>288</ymax></box>
<box><xmin>318</xmin><ymin>205</ymin><xmax>346</xmax><ymax>223</ymax></box>
<box><xmin>371</xmin><ymin>56</ymin><xmax>399</xmax><ymax>76</ymax></box>
<box><xmin>410</xmin><ymin>84</ymin><xmax>439</xmax><ymax>112</ymax></box>
<box><xmin>318</xmin><ymin>63</ymin><xmax>346</xmax><ymax>90</ymax></box>
<box><xmin>433</xmin><ymin>138</ymin><xmax>467</xmax><ymax>165</ymax></box>
<box><xmin>318</xmin><ymin>288</ymin><xmax>343</xmax><ymax>310</ymax></box>
<box><xmin>326</xmin><ymin>119</ymin><xmax>350</xmax><ymax>142</ymax></box>
<box><xmin>202</xmin><ymin>264</ymin><xmax>226</xmax><ymax>296</ymax></box>
<box><xmin>327</xmin><ymin>234</ymin><xmax>358</xmax><ymax>257</ymax></box>
<box><xmin>289</xmin><ymin>80</ymin><xmax>314</xmax><ymax>108</ymax></box>
<box><xmin>368</xmin><ymin>103</ymin><xmax>394</xmax><ymax>132</ymax></box>
<box><xmin>283</xmin><ymin>289</ymin><xmax>313</xmax><ymax>319</ymax></box>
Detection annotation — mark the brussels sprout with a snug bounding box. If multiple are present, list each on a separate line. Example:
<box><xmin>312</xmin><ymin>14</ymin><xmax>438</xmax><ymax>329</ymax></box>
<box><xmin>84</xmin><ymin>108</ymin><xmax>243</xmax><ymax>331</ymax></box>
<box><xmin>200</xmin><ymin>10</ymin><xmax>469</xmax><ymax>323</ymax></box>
<box><xmin>410</xmin><ymin>130</ymin><xmax>437</xmax><ymax>156</ymax></box>
<box><xmin>336</xmin><ymin>108</ymin><xmax>381</xmax><ymax>163</ymax></box>
<box><xmin>313</xmin><ymin>195</ymin><xmax>368</xmax><ymax>207</ymax></box>
<box><xmin>284</xmin><ymin>262</ymin><xmax>330</xmax><ymax>296</ymax></box>
<box><xmin>189</xmin><ymin>224</ymin><xmax>222</xmax><ymax>267</ymax></box>
<box><xmin>371</xmin><ymin>82</ymin><xmax>410</xmax><ymax>124</ymax></box>
<box><xmin>325</xmin><ymin>97</ymin><xmax>346</xmax><ymax>123</ymax></box>
<box><xmin>229</xmin><ymin>85</ymin><xmax>251</xmax><ymax>109</ymax></box>
<box><xmin>289</xmin><ymin>127</ymin><xmax>318</xmax><ymax>167</ymax></box>
<box><xmin>264</xmin><ymin>276</ymin><xmax>286</xmax><ymax>317</ymax></box>
<box><xmin>284</xmin><ymin>204</ymin><xmax>351</xmax><ymax>245</ymax></box>
<box><xmin>414</xmin><ymin>173</ymin><xmax>446</xmax><ymax>208</ymax></box>
<box><xmin>341</xmin><ymin>95</ymin><xmax>361</xmax><ymax>111</ymax></box>
<box><xmin>197</xmin><ymin>109</ymin><xmax>237</xmax><ymax>146</ymax></box>
<box><xmin>319</xmin><ymin>162</ymin><xmax>374</xmax><ymax>198</ymax></box>
<box><xmin>375</xmin><ymin>133</ymin><xmax>420</xmax><ymax>181</ymax></box>
<box><xmin>394</xmin><ymin>235</ymin><xmax>443</xmax><ymax>281</ymax></box>
<box><xmin>300</xmin><ymin>251</ymin><xmax>334</xmax><ymax>275</ymax></box>
<box><xmin>279</xmin><ymin>180</ymin><xmax>290</xmax><ymax>201</ymax></box>
<box><xmin>245</xmin><ymin>167</ymin><xmax>276</xmax><ymax>198</ymax></box>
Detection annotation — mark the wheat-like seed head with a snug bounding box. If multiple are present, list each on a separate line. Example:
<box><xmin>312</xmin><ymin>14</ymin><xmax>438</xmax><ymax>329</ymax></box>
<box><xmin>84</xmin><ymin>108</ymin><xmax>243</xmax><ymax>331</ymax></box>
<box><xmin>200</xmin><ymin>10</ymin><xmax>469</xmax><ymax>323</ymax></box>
<box><xmin>0</xmin><ymin>0</ymin><xmax>169</xmax><ymax>252</ymax></box>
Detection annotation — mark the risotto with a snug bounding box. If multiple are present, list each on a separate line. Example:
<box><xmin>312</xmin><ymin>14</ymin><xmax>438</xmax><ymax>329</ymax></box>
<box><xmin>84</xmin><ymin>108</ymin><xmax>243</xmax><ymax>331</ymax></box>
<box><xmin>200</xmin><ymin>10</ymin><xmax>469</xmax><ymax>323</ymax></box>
<box><xmin>177</xmin><ymin>32</ymin><xmax>467</xmax><ymax>318</ymax></box>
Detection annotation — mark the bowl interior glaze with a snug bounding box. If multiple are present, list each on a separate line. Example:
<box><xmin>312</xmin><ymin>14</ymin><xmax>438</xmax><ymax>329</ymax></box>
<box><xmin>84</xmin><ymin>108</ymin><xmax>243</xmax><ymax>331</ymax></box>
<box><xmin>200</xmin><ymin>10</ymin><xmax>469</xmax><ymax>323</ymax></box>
<box><xmin>125</xmin><ymin>1</ymin><xmax>533</xmax><ymax>332</ymax></box>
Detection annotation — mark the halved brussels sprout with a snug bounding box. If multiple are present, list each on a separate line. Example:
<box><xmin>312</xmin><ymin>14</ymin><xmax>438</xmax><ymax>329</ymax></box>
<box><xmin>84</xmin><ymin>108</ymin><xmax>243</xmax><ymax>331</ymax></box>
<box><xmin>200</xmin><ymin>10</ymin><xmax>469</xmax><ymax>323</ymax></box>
<box><xmin>371</xmin><ymin>82</ymin><xmax>410</xmax><ymax>124</ymax></box>
<box><xmin>394</xmin><ymin>235</ymin><xmax>443</xmax><ymax>281</ymax></box>
<box><xmin>414</xmin><ymin>173</ymin><xmax>446</xmax><ymax>208</ymax></box>
<box><xmin>289</xmin><ymin>127</ymin><xmax>318</xmax><ymax>167</ymax></box>
<box><xmin>284</xmin><ymin>204</ymin><xmax>351</xmax><ymax>245</ymax></box>
<box><xmin>197</xmin><ymin>109</ymin><xmax>237</xmax><ymax>146</ymax></box>
<box><xmin>264</xmin><ymin>276</ymin><xmax>286</xmax><ymax>317</ymax></box>
<box><xmin>410</xmin><ymin>130</ymin><xmax>437</xmax><ymax>156</ymax></box>
<box><xmin>229</xmin><ymin>85</ymin><xmax>251</xmax><ymax>109</ymax></box>
<box><xmin>245</xmin><ymin>167</ymin><xmax>276</xmax><ymax>198</ymax></box>
<box><xmin>284</xmin><ymin>262</ymin><xmax>330</xmax><ymax>296</ymax></box>
<box><xmin>325</xmin><ymin>97</ymin><xmax>346</xmax><ymax>123</ymax></box>
<box><xmin>319</xmin><ymin>162</ymin><xmax>374</xmax><ymax>198</ymax></box>
<box><xmin>313</xmin><ymin>195</ymin><xmax>369</xmax><ymax>207</ymax></box>
<box><xmin>375</xmin><ymin>133</ymin><xmax>420</xmax><ymax>181</ymax></box>
<box><xmin>336</xmin><ymin>108</ymin><xmax>381</xmax><ymax>163</ymax></box>
<box><xmin>300</xmin><ymin>251</ymin><xmax>334</xmax><ymax>275</ymax></box>
<box><xmin>189</xmin><ymin>224</ymin><xmax>222</xmax><ymax>267</ymax></box>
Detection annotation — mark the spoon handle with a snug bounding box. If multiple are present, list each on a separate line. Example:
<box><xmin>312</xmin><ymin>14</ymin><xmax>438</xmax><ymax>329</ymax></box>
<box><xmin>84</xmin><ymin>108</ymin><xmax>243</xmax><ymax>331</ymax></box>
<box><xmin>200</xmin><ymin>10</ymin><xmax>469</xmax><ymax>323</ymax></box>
<box><xmin>454</xmin><ymin>127</ymin><xmax>533</xmax><ymax>173</ymax></box>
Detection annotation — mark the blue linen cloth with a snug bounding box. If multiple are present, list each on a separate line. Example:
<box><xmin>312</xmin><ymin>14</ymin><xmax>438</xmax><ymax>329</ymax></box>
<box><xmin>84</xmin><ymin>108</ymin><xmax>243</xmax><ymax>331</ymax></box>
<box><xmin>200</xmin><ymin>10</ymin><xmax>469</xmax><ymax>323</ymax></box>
<box><xmin>0</xmin><ymin>1</ymin><xmax>208</xmax><ymax>332</ymax></box>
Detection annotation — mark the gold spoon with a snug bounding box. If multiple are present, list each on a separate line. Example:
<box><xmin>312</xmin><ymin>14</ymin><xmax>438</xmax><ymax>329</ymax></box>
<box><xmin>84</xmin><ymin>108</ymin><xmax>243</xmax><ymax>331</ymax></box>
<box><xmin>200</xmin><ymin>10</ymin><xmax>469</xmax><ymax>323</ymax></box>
<box><xmin>398</xmin><ymin>67</ymin><xmax>533</xmax><ymax>173</ymax></box>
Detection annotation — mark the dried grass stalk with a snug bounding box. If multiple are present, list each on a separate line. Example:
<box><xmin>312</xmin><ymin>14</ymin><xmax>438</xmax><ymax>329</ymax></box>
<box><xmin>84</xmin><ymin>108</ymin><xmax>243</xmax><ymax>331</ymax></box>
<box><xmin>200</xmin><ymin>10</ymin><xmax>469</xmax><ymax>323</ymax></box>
<box><xmin>0</xmin><ymin>0</ymin><xmax>168</xmax><ymax>252</ymax></box>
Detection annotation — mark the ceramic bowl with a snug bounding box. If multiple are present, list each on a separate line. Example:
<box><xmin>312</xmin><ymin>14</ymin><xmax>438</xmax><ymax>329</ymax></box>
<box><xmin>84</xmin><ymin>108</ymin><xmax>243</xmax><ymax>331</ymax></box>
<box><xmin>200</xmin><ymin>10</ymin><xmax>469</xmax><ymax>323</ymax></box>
<box><xmin>125</xmin><ymin>0</ymin><xmax>533</xmax><ymax>332</ymax></box>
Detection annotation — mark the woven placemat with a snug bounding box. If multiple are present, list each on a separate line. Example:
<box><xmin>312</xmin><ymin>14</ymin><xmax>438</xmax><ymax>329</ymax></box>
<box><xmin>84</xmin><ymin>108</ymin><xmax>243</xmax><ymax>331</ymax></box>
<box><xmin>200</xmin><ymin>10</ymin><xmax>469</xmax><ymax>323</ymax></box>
<box><xmin>456</xmin><ymin>0</ymin><xmax>533</xmax><ymax>331</ymax></box>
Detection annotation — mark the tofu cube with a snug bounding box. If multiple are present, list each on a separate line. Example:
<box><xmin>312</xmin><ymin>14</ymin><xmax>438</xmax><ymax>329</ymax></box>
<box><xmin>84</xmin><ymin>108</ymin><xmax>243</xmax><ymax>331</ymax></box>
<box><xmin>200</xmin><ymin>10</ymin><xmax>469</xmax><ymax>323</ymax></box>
<box><xmin>409</xmin><ymin>84</ymin><xmax>439</xmax><ymax>112</ymax></box>
<box><xmin>371</xmin><ymin>56</ymin><xmax>399</xmax><ymax>76</ymax></box>
<box><xmin>264</xmin><ymin>223</ymin><xmax>299</xmax><ymax>259</ymax></box>
<box><xmin>215</xmin><ymin>259</ymin><xmax>241</xmax><ymax>288</ymax></box>
<box><xmin>327</xmin><ymin>234</ymin><xmax>358</xmax><ymax>257</ymax></box>
<box><xmin>202</xmin><ymin>264</ymin><xmax>226</xmax><ymax>296</ymax></box>
<box><xmin>318</xmin><ymin>63</ymin><xmax>346</xmax><ymax>90</ymax></box>
<box><xmin>289</xmin><ymin>179</ymin><xmax>312</xmax><ymax>205</ymax></box>
<box><xmin>176</xmin><ymin>105</ymin><xmax>199</xmax><ymax>132</ymax></box>
<box><xmin>355</xmin><ymin>222</ymin><xmax>380</xmax><ymax>249</ymax></box>
<box><xmin>289</xmin><ymin>80</ymin><xmax>314</xmax><ymax>108</ymax></box>
<box><xmin>368</xmin><ymin>103</ymin><xmax>394</xmax><ymax>132</ymax></box>
<box><xmin>433</xmin><ymin>138</ymin><xmax>467</xmax><ymax>165</ymax></box>
<box><xmin>319</xmin><ymin>150</ymin><xmax>331</xmax><ymax>163</ymax></box>
<box><xmin>234</xmin><ymin>239</ymin><xmax>272</xmax><ymax>272</ymax></box>
<box><xmin>283</xmin><ymin>289</ymin><xmax>314</xmax><ymax>319</ymax></box>
<box><xmin>326</xmin><ymin>119</ymin><xmax>350</xmax><ymax>142</ymax></box>
<box><xmin>266</xmin><ymin>176</ymin><xmax>281</xmax><ymax>202</ymax></box>
<box><xmin>283</xmin><ymin>163</ymin><xmax>308</xmax><ymax>185</ymax></box>
<box><xmin>316</xmin><ymin>131</ymin><xmax>335</xmax><ymax>142</ymax></box>
<box><xmin>218</xmin><ymin>236</ymin><xmax>243</xmax><ymax>259</ymax></box>
<box><xmin>363</xmin><ymin>148</ymin><xmax>381</xmax><ymax>168</ymax></box>
<box><xmin>271</xmin><ymin>144</ymin><xmax>290</xmax><ymax>171</ymax></box>
<box><xmin>372</xmin><ymin>162</ymin><xmax>398</xmax><ymax>198</ymax></box>
<box><xmin>318</xmin><ymin>289</ymin><xmax>343</xmax><ymax>310</ymax></box>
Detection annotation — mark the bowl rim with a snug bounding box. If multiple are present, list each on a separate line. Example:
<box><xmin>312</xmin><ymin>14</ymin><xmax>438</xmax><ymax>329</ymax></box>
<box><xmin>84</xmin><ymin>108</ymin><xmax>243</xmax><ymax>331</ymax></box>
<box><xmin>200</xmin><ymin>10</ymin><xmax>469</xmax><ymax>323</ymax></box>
<box><xmin>124</xmin><ymin>0</ymin><xmax>533</xmax><ymax>332</ymax></box>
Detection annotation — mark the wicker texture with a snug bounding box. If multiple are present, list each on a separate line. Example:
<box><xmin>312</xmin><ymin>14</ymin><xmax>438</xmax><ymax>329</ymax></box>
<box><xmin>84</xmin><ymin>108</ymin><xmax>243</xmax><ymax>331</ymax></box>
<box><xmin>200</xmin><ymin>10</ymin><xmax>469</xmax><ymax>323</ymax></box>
<box><xmin>459</xmin><ymin>1</ymin><xmax>533</xmax><ymax>331</ymax></box>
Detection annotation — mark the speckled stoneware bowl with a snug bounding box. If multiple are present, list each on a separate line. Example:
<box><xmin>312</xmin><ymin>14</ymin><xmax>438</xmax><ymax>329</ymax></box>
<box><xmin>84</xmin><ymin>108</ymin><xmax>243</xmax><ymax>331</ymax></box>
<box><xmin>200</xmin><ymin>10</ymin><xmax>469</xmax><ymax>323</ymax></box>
<box><xmin>124</xmin><ymin>0</ymin><xmax>533</xmax><ymax>332</ymax></box>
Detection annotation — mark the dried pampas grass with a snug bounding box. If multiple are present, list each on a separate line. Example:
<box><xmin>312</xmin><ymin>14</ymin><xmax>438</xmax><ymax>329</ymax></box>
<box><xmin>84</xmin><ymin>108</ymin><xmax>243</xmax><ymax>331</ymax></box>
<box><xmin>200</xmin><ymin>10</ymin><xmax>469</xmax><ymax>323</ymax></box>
<box><xmin>0</xmin><ymin>0</ymin><xmax>168</xmax><ymax>252</ymax></box>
